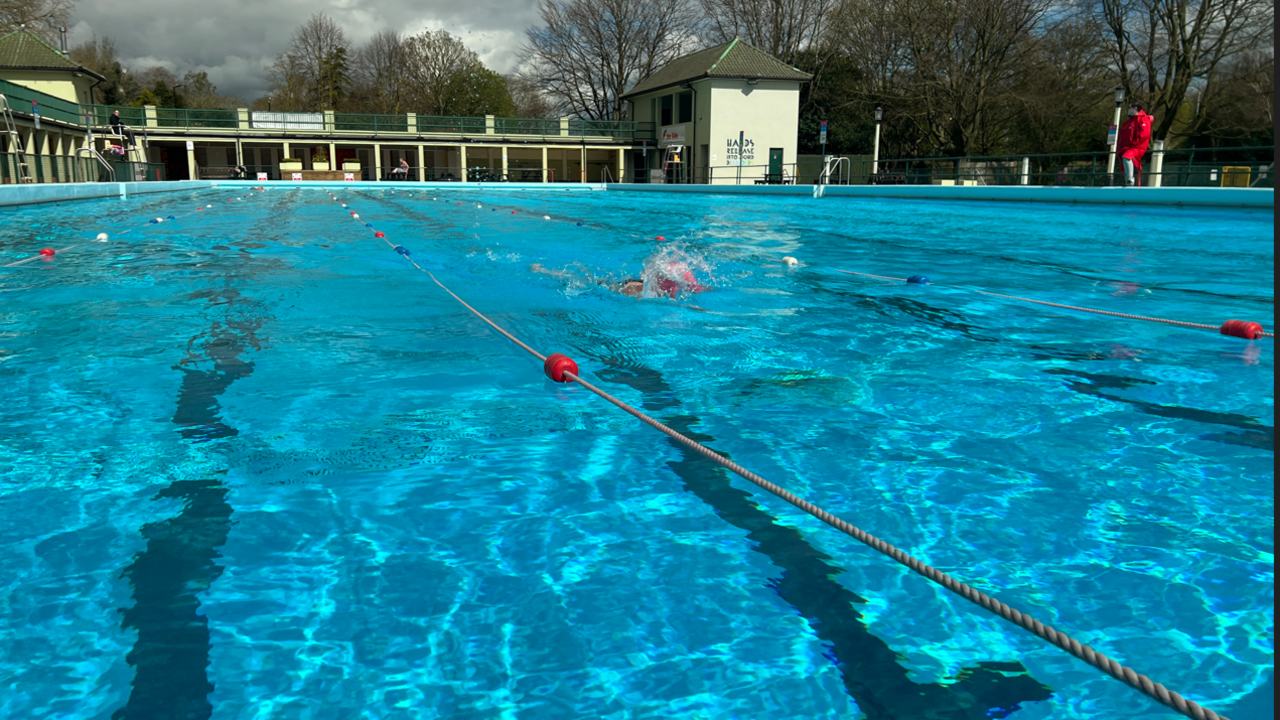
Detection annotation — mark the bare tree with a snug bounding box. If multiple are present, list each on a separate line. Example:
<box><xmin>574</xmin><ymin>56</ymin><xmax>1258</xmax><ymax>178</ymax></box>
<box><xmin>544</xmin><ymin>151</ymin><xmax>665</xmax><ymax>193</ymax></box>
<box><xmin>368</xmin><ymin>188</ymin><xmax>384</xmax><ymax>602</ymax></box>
<box><xmin>835</xmin><ymin>0</ymin><xmax>1051</xmax><ymax>155</ymax></box>
<box><xmin>523</xmin><ymin>0</ymin><xmax>698</xmax><ymax>120</ymax></box>
<box><xmin>1184</xmin><ymin>50</ymin><xmax>1274</xmax><ymax>145</ymax></box>
<box><xmin>266</xmin><ymin>52</ymin><xmax>309</xmax><ymax>111</ymax></box>
<box><xmin>698</xmin><ymin>0</ymin><xmax>838</xmax><ymax>63</ymax></box>
<box><xmin>507</xmin><ymin>74</ymin><xmax>557</xmax><ymax>117</ymax></box>
<box><xmin>1097</xmin><ymin>0</ymin><xmax>1274</xmax><ymax>141</ymax></box>
<box><xmin>284</xmin><ymin>12</ymin><xmax>350</xmax><ymax>109</ymax></box>
<box><xmin>70</xmin><ymin>36</ymin><xmax>140</xmax><ymax>104</ymax></box>
<box><xmin>0</xmin><ymin>0</ymin><xmax>76</xmax><ymax>44</ymax></box>
<box><xmin>403</xmin><ymin>30</ymin><xmax>481</xmax><ymax>115</ymax></box>
<box><xmin>1007</xmin><ymin>14</ymin><xmax>1115</xmax><ymax>152</ymax></box>
<box><xmin>353</xmin><ymin>29</ymin><xmax>407</xmax><ymax>115</ymax></box>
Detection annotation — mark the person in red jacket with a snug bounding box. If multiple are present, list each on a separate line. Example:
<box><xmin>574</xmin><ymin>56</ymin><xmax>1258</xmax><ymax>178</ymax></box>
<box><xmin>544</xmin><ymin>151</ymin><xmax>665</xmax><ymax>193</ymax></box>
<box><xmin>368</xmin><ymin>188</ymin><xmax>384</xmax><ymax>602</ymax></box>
<box><xmin>1116</xmin><ymin>101</ymin><xmax>1153</xmax><ymax>186</ymax></box>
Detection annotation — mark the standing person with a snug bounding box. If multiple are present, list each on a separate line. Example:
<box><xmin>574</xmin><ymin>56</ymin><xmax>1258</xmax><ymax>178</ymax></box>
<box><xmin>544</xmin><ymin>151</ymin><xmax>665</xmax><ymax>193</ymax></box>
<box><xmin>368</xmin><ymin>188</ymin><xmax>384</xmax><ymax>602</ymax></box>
<box><xmin>1116</xmin><ymin>102</ymin><xmax>1153</xmax><ymax>186</ymax></box>
<box><xmin>108</xmin><ymin>110</ymin><xmax>136</xmax><ymax>146</ymax></box>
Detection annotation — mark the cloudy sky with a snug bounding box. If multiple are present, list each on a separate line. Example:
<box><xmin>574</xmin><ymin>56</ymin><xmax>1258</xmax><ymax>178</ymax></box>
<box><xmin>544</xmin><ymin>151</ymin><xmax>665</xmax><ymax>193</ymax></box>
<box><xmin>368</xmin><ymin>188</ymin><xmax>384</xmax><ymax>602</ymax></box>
<box><xmin>67</xmin><ymin>0</ymin><xmax>541</xmax><ymax>102</ymax></box>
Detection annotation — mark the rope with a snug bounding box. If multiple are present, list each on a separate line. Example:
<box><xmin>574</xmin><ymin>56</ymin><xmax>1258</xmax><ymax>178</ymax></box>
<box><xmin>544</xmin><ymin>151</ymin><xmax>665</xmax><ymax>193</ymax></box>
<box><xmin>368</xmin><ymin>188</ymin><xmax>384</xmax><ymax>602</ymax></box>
<box><xmin>2</xmin><ymin>187</ymin><xmax>264</xmax><ymax>268</ymax></box>
<box><xmin>327</xmin><ymin>188</ymin><xmax>1230</xmax><ymax>720</ymax></box>
<box><xmin>833</xmin><ymin>269</ymin><xmax>1274</xmax><ymax>339</ymax></box>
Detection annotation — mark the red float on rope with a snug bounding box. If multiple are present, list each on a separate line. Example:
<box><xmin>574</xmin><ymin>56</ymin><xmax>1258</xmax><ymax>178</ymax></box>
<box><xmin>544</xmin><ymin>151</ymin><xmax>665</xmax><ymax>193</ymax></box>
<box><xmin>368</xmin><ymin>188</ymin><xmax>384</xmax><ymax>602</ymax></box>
<box><xmin>543</xmin><ymin>353</ymin><xmax>579</xmax><ymax>383</ymax></box>
<box><xmin>1221</xmin><ymin>319</ymin><xmax>1264</xmax><ymax>340</ymax></box>
<box><xmin>38</xmin><ymin>248</ymin><xmax>55</xmax><ymax>257</ymax></box>
<box><xmin>655</xmin><ymin>235</ymin><xmax>666</xmax><ymax>241</ymax></box>
<box><xmin>374</xmin><ymin>231</ymin><xmax>385</xmax><ymax>238</ymax></box>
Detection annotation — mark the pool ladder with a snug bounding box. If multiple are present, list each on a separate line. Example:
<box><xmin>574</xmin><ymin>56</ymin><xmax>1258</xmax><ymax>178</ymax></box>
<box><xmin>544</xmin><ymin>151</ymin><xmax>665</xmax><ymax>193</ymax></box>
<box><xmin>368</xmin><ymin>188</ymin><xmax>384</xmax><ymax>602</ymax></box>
<box><xmin>77</xmin><ymin>146</ymin><xmax>115</xmax><ymax>182</ymax></box>
<box><xmin>0</xmin><ymin>94</ymin><xmax>35</xmax><ymax>184</ymax></box>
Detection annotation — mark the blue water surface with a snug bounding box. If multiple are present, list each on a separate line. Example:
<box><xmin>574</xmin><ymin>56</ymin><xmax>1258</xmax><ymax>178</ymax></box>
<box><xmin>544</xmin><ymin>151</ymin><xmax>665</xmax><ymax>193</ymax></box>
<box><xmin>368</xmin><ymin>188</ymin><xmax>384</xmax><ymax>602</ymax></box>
<box><xmin>0</xmin><ymin>185</ymin><xmax>1272</xmax><ymax>720</ymax></box>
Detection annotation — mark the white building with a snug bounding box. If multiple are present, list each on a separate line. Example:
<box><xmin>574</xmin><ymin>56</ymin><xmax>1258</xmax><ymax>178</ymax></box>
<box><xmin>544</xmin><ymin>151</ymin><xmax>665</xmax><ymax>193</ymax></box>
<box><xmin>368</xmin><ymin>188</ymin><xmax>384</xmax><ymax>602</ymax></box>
<box><xmin>622</xmin><ymin>39</ymin><xmax>812</xmax><ymax>184</ymax></box>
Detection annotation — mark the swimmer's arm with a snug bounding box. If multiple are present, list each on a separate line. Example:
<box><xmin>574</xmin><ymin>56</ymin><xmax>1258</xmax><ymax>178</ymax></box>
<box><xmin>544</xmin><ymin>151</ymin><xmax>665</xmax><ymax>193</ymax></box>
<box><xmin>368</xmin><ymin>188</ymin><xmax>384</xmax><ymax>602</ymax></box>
<box><xmin>530</xmin><ymin>263</ymin><xmax>570</xmax><ymax>278</ymax></box>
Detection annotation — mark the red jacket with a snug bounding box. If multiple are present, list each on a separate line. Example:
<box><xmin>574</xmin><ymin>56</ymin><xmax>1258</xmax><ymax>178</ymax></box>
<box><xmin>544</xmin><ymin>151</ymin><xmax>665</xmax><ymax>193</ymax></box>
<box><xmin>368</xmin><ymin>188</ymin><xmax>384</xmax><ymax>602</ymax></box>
<box><xmin>1117</xmin><ymin>111</ymin><xmax>1152</xmax><ymax>160</ymax></box>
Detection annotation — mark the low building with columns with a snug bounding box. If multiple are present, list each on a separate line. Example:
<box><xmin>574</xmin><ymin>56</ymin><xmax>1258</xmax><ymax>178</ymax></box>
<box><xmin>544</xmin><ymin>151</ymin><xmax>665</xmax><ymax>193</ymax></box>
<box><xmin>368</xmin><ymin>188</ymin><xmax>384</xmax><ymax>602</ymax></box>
<box><xmin>0</xmin><ymin>31</ymin><xmax>808</xmax><ymax>186</ymax></box>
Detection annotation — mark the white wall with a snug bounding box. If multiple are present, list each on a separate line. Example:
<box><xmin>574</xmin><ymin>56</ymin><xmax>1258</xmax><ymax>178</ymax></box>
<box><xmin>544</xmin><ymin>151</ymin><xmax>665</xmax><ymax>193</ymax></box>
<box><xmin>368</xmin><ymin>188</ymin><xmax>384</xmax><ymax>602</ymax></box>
<box><xmin>706</xmin><ymin>79</ymin><xmax>800</xmax><ymax>185</ymax></box>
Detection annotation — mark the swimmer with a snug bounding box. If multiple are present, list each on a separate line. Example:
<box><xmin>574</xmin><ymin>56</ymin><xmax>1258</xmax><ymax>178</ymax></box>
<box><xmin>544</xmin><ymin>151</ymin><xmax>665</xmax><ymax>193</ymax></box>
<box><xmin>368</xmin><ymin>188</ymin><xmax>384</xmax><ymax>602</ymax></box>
<box><xmin>531</xmin><ymin>264</ymin><xmax>703</xmax><ymax>298</ymax></box>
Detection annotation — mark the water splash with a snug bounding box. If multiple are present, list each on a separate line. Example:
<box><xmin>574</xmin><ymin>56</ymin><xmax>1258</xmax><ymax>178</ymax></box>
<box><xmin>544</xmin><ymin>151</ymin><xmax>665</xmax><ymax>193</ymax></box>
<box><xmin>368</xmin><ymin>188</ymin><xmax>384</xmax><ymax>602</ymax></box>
<box><xmin>638</xmin><ymin>242</ymin><xmax>716</xmax><ymax>299</ymax></box>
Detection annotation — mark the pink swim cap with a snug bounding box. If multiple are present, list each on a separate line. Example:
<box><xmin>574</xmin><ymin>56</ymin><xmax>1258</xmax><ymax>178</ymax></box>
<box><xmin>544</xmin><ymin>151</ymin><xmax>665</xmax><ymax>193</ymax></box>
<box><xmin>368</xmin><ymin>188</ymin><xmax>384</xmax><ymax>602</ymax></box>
<box><xmin>655</xmin><ymin>270</ymin><xmax>706</xmax><ymax>297</ymax></box>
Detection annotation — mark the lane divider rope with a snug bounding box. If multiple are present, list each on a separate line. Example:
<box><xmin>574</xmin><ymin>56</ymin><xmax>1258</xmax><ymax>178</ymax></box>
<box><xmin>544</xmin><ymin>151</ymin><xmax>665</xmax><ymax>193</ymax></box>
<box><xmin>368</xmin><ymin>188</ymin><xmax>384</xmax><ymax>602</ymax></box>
<box><xmin>2</xmin><ymin>187</ymin><xmax>268</xmax><ymax>268</ymax></box>
<box><xmin>833</xmin><ymin>268</ymin><xmax>1272</xmax><ymax>340</ymax></box>
<box><xmin>324</xmin><ymin>187</ymin><xmax>1231</xmax><ymax>720</ymax></box>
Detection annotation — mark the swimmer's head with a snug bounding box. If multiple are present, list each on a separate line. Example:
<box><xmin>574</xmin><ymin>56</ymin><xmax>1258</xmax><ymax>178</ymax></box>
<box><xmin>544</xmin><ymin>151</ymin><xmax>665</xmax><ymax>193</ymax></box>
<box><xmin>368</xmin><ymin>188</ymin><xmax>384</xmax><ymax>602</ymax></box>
<box><xmin>654</xmin><ymin>262</ymin><xmax>707</xmax><ymax>298</ymax></box>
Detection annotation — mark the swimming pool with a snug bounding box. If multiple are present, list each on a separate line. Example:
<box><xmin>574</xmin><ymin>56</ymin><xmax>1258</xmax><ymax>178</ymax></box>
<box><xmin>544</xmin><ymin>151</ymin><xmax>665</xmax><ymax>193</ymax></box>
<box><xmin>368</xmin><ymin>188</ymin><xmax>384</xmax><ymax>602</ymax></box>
<box><xmin>0</xmin><ymin>186</ymin><xmax>1272</xmax><ymax>719</ymax></box>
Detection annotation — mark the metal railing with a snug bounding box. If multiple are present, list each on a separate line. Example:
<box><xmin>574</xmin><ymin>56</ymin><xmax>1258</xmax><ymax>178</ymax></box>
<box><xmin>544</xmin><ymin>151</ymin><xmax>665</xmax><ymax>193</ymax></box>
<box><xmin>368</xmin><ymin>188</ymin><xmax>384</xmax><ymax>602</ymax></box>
<box><xmin>868</xmin><ymin>146</ymin><xmax>1275</xmax><ymax>188</ymax></box>
<box><xmin>680</xmin><ymin>147</ymin><xmax>1274</xmax><ymax>188</ymax></box>
<box><xmin>77</xmin><ymin>146</ymin><xmax>114</xmax><ymax>182</ymax></box>
<box><xmin>77</xmin><ymin>102</ymin><xmax>655</xmax><ymax>141</ymax></box>
<box><xmin>1</xmin><ymin>151</ymin><xmax>109</xmax><ymax>183</ymax></box>
<box><xmin>218</xmin><ymin>164</ymin><xmax>599</xmax><ymax>183</ymax></box>
<box><xmin>0</xmin><ymin>79</ymin><xmax>83</xmax><ymax>125</ymax></box>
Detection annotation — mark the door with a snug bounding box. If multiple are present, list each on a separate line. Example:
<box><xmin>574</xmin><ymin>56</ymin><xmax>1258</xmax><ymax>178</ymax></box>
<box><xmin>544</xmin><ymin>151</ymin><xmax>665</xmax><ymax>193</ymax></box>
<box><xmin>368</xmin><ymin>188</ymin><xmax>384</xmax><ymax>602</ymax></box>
<box><xmin>769</xmin><ymin>148</ymin><xmax>783</xmax><ymax>178</ymax></box>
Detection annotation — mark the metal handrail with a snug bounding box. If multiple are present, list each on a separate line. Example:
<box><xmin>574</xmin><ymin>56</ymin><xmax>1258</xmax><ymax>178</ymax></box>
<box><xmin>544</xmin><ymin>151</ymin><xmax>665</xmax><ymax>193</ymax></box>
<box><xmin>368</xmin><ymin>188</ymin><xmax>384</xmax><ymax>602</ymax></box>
<box><xmin>77</xmin><ymin>146</ymin><xmax>115</xmax><ymax>182</ymax></box>
<box><xmin>821</xmin><ymin>156</ymin><xmax>849</xmax><ymax>185</ymax></box>
<box><xmin>601</xmin><ymin>165</ymin><xmax>613</xmax><ymax>183</ymax></box>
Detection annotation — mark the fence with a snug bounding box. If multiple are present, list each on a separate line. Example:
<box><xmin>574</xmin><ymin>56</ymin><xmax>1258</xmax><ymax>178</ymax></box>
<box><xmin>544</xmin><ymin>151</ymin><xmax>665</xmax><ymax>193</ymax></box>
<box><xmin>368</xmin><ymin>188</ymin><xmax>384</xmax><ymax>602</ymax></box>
<box><xmin>0</xmin><ymin>79</ymin><xmax>84</xmax><ymax>125</ymax></box>
<box><xmin>1</xmin><ymin>151</ymin><xmax>111</xmax><ymax>184</ymax></box>
<box><xmin>80</xmin><ymin>104</ymin><xmax>655</xmax><ymax>141</ymax></box>
<box><xmin>664</xmin><ymin>147</ymin><xmax>1273</xmax><ymax>188</ymax></box>
<box><xmin>208</xmin><ymin>164</ymin><xmax>598</xmax><ymax>183</ymax></box>
<box><xmin>868</xmin><ymin>146</ymin><xmax>1274</xmax><ymax>188</ymax></box>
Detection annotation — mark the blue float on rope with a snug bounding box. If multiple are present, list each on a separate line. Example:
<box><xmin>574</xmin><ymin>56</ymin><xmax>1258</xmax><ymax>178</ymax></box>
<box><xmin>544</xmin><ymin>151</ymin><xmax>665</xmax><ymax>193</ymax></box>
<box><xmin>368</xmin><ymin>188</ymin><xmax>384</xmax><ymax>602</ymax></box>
<box><xmin>365</xmin><ymin>223</ymin><xmax>373</xmax><ymax>228</ymax></box>
<box><xmin>394</xmin><ymin>245</ymin><xmax>411</xmax><ymax>257</ymax></box>
<box><xmin>576</xmin><ymin>222</ymin><xmax>585</xmax><ymax>227</ymax></box>
<box><xmin>907</xmin><ymin>275</ymin><xmax>931</xmax><ymax>285</ymax></box>
<box><xmin>166</xmin><ymin>215</ymin><xmax>176</xmax><ymax>220</ymax></box>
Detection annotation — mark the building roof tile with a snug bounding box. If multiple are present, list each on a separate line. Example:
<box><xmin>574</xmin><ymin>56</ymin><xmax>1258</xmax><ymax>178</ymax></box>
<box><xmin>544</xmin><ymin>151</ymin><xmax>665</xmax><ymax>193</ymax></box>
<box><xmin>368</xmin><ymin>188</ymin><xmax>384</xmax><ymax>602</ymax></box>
<box><xmin>622</xmin><ymin>39</ymin><xmax>811</xmax><ymax>99</ymax></box>
<box><xmin>0</xmin><ymin>29</ymin><xmax>100</xmax><ymax>77</ymax></box>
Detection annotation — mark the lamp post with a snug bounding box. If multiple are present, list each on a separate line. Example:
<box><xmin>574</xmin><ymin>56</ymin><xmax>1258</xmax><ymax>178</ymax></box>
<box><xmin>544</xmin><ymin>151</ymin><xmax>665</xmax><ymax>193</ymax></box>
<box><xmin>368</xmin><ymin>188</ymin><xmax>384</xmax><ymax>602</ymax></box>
<box><xmin>872</xmin><ymin>106</ymin><xmax>884</xmax><ymax>178</ymax></box>
<box><xmin>1105</xmin><ymin>85</ymin><xmax>1125</xmax><ymax>184</ymax></box>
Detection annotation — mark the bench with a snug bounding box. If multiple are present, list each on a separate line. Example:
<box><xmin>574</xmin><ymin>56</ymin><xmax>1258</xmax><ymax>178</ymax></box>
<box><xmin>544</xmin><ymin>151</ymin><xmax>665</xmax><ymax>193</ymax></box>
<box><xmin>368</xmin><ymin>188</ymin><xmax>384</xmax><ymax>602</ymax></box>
<box><xmin>754</xmin><ymin>173</ymin><xmax>792</xmax><ymax>185</ymax></box>
<box><xmin>199</xmin><ymin>166</ymin><xmax>244</xmax><ymax>180</ymax></box>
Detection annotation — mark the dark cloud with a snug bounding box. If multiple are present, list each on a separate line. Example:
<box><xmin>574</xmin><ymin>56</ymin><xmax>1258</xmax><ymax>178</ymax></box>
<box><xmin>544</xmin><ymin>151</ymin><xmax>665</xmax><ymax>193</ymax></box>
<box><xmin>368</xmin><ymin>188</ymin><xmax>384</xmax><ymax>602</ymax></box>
<box><xmin>68</xmin><ymin>0</ymin><xmax>538</xmax><ymax>102</ymax></box>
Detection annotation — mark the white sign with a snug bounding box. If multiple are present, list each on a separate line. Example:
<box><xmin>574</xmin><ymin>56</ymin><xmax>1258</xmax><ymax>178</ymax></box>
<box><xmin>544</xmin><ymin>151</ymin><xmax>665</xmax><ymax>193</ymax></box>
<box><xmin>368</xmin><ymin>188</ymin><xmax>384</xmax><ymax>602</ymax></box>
<box><xmin>1107</xmin><ymin>124</ymin><xmax>1117</xmax><ymax>146</ymax></box>
<box><xmin>186</xmin><ymin>140</ymin><xmax>194</xmax><ymax>150</ymax></box>
<box><xmin>659</xmin><ymin>124</ymin><xmax>686</xmax><ymax>148</ymax></box>
<box><xmin>251</xmin><ymin>111</ymin><xmax>324</xmax><ymax>130</ymax></box>
<box><xmin>291</xmin><ymin>172</ymin><xmax>302</xmax><ymax>181</ymax></box>
<box><xmin>256</xmin><ymin>172</ymin><xmax>268</xmax><ymax>181</ymax></box>
<box><xmin>344</xmin><ymin>173</ymin><xmax>355</xmax><ymax>181</ymax></box>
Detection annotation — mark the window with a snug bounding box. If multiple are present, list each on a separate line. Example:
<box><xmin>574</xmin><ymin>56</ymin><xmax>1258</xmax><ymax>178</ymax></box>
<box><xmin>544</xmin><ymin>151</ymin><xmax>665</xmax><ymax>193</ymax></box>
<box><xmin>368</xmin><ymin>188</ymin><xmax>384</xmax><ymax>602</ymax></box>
<box><xmin>678</xmin><ymin>91</ymin><xmax>693</xmax><ymax>124</ymax></box>
<box><xmin>660</xmin><ymin>95</ymin><xmax>673</xmax><ymax>126</ymax></box>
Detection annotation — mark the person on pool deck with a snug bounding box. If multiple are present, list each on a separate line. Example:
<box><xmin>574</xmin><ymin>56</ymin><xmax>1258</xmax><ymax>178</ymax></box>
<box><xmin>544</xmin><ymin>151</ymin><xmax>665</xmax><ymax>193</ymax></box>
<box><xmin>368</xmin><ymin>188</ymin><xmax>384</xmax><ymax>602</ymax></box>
<box><xmin>1116</xmin><ymin>101</ymin><xmax>1152</xmax><ymax>186</ymax></box>
<box><xmin>390</xmin><ymin>159</ymin><xmax>410</xmax><ymax>180</ymax></box>
<box><xmin>109</xmin><ymin>110</ymin><xmax>137</xmax><ymax>146</ymax></box>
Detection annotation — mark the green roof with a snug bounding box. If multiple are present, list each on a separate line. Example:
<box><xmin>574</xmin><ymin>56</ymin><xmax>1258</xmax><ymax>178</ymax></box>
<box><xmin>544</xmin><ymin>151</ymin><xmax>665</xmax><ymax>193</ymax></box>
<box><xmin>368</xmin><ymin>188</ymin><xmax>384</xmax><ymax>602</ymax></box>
<box><xmin>0</xmin><ymin>29</ymin><xmax>103</xmax><ymax>79</ymax></box>
<box><xmin>621</xmin><ymin>39</ymin><xmax>812</xmax><ymax>99</ymax></box>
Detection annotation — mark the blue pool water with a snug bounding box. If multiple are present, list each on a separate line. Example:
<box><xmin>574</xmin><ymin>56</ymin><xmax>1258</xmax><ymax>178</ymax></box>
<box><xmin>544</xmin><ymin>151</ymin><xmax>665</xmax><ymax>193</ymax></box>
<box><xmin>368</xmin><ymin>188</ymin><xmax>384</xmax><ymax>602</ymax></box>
<box><xmin>0</xmin><ymin>186</ymin><xmax>1272</xmax><ymax>720</ymax></box>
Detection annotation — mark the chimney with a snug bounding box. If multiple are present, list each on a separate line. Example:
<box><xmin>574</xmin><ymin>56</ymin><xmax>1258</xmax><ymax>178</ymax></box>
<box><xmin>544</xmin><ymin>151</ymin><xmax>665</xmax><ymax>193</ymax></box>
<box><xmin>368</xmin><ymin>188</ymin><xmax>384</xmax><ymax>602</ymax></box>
<box><xmin>60</xmin><ymin>27</ymin><xmax>67</xmax><ymax>53</ymax></box>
